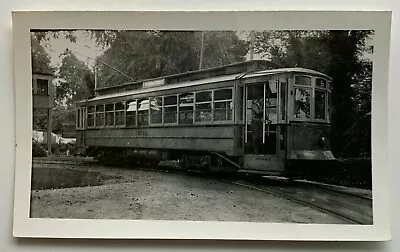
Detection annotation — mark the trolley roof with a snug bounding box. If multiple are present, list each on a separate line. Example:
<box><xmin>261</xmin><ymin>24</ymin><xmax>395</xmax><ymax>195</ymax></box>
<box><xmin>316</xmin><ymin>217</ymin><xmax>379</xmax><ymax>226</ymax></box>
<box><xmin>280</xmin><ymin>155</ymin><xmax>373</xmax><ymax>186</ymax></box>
<box><xmin>95</xmin><ymin>60</ymin><xmax>278</xmax><ymax>95</ymax></box>
<box><xmin>80</xmin><ymin>67</ymin><xmax>331</xmax><ymax>104</ymax></box>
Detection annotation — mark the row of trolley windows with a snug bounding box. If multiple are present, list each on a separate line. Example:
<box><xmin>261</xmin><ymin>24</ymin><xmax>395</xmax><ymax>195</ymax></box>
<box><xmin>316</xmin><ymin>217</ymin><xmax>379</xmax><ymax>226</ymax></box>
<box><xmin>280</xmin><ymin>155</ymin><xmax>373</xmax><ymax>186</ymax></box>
<box><xmin>86</xmin><ymin>88</ymin><xmax>233</xmax><ymax>128</ymax></box>
<box><xmin>293</xmin><ymin>76</ymin><xmax>330</xmax><ymax>120</ymax></box>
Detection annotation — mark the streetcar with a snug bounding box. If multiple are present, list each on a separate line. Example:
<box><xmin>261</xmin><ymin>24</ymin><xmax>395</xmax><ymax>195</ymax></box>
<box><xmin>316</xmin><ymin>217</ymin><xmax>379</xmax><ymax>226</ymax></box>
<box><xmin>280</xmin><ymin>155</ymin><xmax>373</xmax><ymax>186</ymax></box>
<box><xmin>75</xmin><ymin>60</ymin><xmax>334</xmax><ymax>176</ymax></box>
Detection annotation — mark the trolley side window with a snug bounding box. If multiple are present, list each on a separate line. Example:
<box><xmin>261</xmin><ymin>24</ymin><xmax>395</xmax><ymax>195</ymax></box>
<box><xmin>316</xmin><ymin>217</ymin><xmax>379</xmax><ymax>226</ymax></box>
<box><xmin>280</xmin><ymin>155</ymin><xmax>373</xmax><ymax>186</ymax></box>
<box><xmin>115</xmin><ymin>102</ymin><xmax>125</xmax><ymax>126</ymax></box>
<box><xmin>214</xmin><ymin>88</ymin><xmax>233</xmax><ymax>121</ymax></box>
<box><xmin>179</xmin><ymin>93</ymin><xmax>194</xmax><ymax>124</ymax></box>
<box><xmin>126</xmin><ymin>100</ymin><xmax>137</xmax><ymax>127</ymax></box>
<box><xmin>87</xmin><ymin>106</ymin><xmax>95</xmax><ymax>127</ymax></box>
<box><xmin>95</xmin><ymin>105</ymin><xmax>104</xmax><ymax>127</ymax></box>
<box><xmin>76</xmin><ymin>108</ymin><xmax>85</xmax><ymax>129</ymax></box>
<box><xmin>150</xmin><ymin>97</ymin><xmax>163</xmax><ymax>124</ymax></box>
<box><xmin>195</xmin><ymin>91</ymin><xmax>212</xmax><ymax>122</ymax></box>
<box><xmin>105</xmin><ymin>104</ymin><xmax>115</xmax><ymax>126</ymax></box>
<box><xmin>138</xmin><ymin>99</ymin><xmax>149</xmax><ymax>126</ymax></box>
<box><xmin>164</xmin><ymin>95</ymin><xmax>178</xmax><ymax>124</ymax></box>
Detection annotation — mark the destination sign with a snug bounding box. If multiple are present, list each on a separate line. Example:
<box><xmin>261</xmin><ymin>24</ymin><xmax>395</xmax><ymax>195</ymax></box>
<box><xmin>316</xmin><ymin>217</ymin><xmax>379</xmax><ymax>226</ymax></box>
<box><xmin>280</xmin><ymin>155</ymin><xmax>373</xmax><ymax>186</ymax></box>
<box><xmin>143</xmin><ymin>78</ymin><xmax>165</xmax><ymax>88</ymax></box>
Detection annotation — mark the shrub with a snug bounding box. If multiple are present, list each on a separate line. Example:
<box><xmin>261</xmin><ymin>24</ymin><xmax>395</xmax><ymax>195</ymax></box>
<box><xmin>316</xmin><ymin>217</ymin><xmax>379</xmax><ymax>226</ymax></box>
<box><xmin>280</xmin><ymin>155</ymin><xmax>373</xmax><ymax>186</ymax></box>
<box><xmin>290</xmin><ymin>158</ymin><xmax>372</xmax><ymax>189</ymax></box>
<box><xmin>32</xmin><ymin>140</ymin><xmax>47</xmax><ymax>157</ymax></box>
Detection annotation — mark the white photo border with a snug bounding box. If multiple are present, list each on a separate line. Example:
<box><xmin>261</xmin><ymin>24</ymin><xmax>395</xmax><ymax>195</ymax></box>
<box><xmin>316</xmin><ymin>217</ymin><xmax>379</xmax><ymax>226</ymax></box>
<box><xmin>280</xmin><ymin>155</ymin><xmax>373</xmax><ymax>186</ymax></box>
<box><xmin>13</xmin><ymin>11</ymin><xmax>391</xmax><ymax>240</ymax></box>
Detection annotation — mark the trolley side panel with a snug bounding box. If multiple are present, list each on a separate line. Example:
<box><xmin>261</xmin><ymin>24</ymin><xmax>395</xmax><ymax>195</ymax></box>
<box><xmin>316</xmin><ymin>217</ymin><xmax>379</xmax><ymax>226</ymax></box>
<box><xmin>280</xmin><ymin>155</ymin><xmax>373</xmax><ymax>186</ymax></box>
<box><xmin>85</xmin><ymin>125</ymin><xmax>238</xmax><ymax>156</ymax></box>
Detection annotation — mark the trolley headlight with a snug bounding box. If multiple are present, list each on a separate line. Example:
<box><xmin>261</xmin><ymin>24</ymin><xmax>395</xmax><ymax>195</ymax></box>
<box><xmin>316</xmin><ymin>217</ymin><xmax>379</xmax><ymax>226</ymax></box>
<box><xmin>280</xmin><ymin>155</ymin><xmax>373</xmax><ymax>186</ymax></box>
<box><xmin>318</xmin><ymin>135</ymin><xmax>327</xmax><ymax>147</ymax></box>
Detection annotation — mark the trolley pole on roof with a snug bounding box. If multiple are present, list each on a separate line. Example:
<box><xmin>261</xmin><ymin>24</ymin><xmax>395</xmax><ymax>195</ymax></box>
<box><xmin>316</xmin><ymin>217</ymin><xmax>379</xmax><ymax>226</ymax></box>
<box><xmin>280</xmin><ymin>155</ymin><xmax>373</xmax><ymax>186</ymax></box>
<box><xmin>199</xmin><ymin>31</ymin><xmax>205</xmax><ymax>70</ymax></box>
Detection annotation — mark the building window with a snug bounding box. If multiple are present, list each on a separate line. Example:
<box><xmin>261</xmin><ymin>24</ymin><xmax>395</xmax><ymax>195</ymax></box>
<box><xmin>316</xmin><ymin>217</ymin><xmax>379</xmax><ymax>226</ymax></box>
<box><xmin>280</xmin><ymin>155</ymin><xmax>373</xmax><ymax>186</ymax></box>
<box><xmin>195</xmin><ymin>91</ymin><xmax>212</xmax><ymax>122</ymax></box>
<box><xmin>214</xmin><ymin>88</ymin><xmax>233</xmax><ymax>121</ymax></box>
<box><xmin>150</xmin><ymin>97</ymin><xmax>163</xmax><ymax>124</ymax></box>
<box><xmin>126</xmin><ymin>100</ymin><xmax>137</xmax><ymax>127</ymax></box>
<box><xmin>179</xmin><ymin>93</ymin><xmax>194</xmax><ymax>124</ymax></box>
<box><xmin>164</xmin><ymin>95</ymin><xmax>177</xmax><ymax>124</ymax></box>
<box><xmin>37</xmin><ymin>79</ymin><xmax>49</xmax><ymax>95</ymax></box>
<box><xmin>138</xmin><ymin>99</ymin><xmax>149</xmax><ymax>126</ymax></box>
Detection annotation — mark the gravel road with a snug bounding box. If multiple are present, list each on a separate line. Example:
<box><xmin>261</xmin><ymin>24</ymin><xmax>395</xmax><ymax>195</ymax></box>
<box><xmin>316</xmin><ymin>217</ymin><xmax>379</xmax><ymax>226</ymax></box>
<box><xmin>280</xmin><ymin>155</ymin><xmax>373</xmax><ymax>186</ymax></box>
<box><xmin>30</xmin><ymin>161</ymin><xmax>348</xmax><ymax>224</ymax></box>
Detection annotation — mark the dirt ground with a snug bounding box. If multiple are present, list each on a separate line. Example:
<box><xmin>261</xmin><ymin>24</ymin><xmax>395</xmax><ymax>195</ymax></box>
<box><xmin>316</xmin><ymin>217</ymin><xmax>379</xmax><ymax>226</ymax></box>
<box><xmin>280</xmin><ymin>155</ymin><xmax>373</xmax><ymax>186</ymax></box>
<box><xmin>30</xmin><ymin>159</ymin><xmax>348</xmax><ymax>224</ymax></box>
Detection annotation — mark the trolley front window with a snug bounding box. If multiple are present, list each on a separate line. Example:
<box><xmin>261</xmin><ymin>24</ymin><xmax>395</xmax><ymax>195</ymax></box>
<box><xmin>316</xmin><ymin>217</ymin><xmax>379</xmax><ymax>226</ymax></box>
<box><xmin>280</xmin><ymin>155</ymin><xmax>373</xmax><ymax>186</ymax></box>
<box><xmin>293</xmin><ymin>75</ymin><xmax>330</xmax><ymax>122</ymax></box>
<box><xmin>294</xmin><ymin>88</ymin><xmax>311</xmax><ymax>119</ymax></box>
<box><xmin>315</xmin><ymin>90</ymin><xmax>326</xmax><ymax>120</ymax></box>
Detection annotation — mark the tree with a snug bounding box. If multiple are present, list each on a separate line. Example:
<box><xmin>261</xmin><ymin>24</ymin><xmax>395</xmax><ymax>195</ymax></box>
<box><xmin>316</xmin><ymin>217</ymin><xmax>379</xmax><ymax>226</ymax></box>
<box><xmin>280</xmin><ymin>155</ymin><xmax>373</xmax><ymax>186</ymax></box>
<box><xmin>253</xmin><ymin>30</ymin><xmax>373</xmax><ymax>157</ymax></box>
<box><xmin>326</xmin><ymin>30</ymin><xmax>373</xmax><ymax>157</ymax></box>
<box><xmin>51</xmin><ymin>50</ymin><xmax>94</xmax><ymax>133</ymax></box>
<box><xmin>31</xmin><ymin>34</ymin><xmax>54</xmax><ymax>74</ymax></box>
<box><xmin>92</xmin><ymin>30</ymin><xmax>248</xmax><ymax>88</ymax></box>
<box><xmin>57</xmin><ymin>49</ymin><xmax>94</xmax><ymax>105</ymax></box>
<box><xmin>253</xmin><ymin>30</ymin><xmax>331</xmax><ymax>72</ymax></box>
<box><xmin>31</xmin><ymin>30</ymin><xmax>94</xmax><ymax>134</ymax></box>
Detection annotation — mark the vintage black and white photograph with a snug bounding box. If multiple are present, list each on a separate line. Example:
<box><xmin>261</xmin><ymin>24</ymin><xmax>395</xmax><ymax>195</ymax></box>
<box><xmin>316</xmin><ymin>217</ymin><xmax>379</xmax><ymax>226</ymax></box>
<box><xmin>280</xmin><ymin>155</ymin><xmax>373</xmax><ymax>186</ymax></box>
<box><xmin>13</xmin><ymin>11</ymin><xmax>391</xmax><ymax>240</ymax></box>
<box><xmin>30</xmin><ymin>28</ymin><xmax>374</xmax><ymax>224</ymax></box>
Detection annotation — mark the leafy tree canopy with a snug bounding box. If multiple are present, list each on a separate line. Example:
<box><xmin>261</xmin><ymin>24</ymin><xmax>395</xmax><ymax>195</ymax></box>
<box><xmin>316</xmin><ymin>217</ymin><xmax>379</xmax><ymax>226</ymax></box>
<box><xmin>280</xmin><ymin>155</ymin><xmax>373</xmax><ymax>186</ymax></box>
<box><xmin>31</xmin><ymin>34</ymin><xmax>55</xmax><ymax>75</ymax></box>
<box><xmin>57</xmin><ymin>49</ymin><xmax>94</xmax><ymax>105</ymax></box>
<box><xmin>92</xmin><ymin>30</ymin><xmax>248</xmax><ymax>88</ymax></box>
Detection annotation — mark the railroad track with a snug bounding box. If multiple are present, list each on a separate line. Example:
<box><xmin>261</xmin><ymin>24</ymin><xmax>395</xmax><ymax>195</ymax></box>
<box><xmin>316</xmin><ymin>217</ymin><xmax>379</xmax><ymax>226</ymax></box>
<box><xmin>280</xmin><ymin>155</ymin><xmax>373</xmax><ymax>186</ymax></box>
<box><xmin>33</xmin><ymin>158</ymin><xmax>373</xmax><ymax>225</ymax></box>
<box><xmin>224</xmin><ymin>178</ymin><xmax>373</xmax><ymax>225</ymax></box>
<box><xmin>32</xmin><ymin>158</ymin><xmax>96</xmax><ymax>166</ymax></box>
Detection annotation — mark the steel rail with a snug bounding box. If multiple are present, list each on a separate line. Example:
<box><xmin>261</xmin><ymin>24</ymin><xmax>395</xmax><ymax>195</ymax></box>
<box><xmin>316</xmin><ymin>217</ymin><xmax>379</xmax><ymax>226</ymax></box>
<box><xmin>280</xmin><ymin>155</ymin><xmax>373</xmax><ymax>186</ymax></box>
<box><xmin>226</xmin><ymin>180</ymin><xmax>364</xmax><ymax>225</ymax></box>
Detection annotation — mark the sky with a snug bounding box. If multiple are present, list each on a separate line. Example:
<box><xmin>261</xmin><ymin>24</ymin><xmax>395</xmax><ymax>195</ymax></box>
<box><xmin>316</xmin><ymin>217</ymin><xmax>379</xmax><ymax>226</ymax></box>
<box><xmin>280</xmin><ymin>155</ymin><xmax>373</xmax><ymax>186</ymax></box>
<box><xmin>43</xmin><ymin>30</ymin><xmax>105</xmax><ymax>69</ymax></box>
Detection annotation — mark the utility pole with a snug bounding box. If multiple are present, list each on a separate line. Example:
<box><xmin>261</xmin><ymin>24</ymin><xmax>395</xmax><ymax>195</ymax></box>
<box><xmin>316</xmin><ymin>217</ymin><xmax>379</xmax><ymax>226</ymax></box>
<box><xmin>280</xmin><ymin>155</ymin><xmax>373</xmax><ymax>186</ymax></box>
<box><xmin>66</xmin><ymin>48</ymin><xmax>135</xmax><ymax>82</ymax></box>
<box><xmin>249</xmin><ymin>31</ymin><xmax>255</xmax><ymax>61</ymax></box>
<box><xmin>199</xmin><ymin>31</ymin><xmax>205</xmax><ymax>70</ymax></box>
<box><xmin>94</xmin><ymin>62</ymin><xmax>98</xmax><ymax>96</ymax></box>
